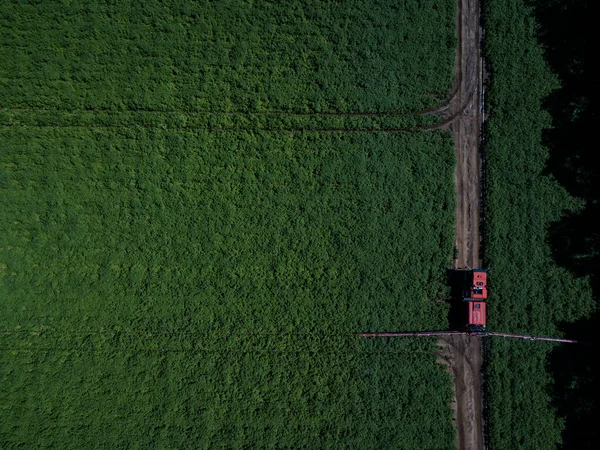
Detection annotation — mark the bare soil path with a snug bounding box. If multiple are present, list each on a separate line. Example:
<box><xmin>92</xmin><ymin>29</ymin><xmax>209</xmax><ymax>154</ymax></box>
<box><xmin>436</xmin><ymin>0</ymin><xmax>486</xmax><ymax>449</ymax></box>
<box><xmin>439</xmin><ymin>334</ymin><xmax>484</xmax><ymax>450</ymax></box>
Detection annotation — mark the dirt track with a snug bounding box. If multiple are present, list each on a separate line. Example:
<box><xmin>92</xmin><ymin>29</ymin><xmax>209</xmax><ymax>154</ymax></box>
<box><xmin>434</xmin><ymin>0</ymin><xmax>485</xmax><ymax>449</ymax></box>
<box><xmin>438</xmin><ymin>334</ymin><xmax>484</xmax><ymax>450</ymax></box>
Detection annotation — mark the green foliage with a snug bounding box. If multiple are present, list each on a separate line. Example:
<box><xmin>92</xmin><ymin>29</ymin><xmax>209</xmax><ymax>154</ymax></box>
<box><xmin>0</xmin><ymin>1</ymin><xmax>459</xmax><ymax>447</ymax></box>
<box><xmin>0</xmin><ymin>0</ymin><xmax>456</xmax><ymax>114</ymax></box>
<box><xmin>0</xmin><ymin>127</ymin><xmax>456</xmax><ymax>448</ymax></box>
<box><xmin>1</xmin><ymin>334</ymin><xmax>456</xmax><ymax>448</ymax></box>
<box><xmin>483</xmin><ymin>1</ymin><xmax>595</xmax><ymax>448</ymax></box>
<box><xmin>1</xmin><ymin>128</ymin><xmax>455</xmax><ymax>333</ymax></box>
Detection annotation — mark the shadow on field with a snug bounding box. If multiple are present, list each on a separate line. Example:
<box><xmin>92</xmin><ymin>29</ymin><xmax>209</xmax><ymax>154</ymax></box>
<box><xmin>446</xmin><ymin>269</ymin><xmax>468</xmax><ymax>331</ymax></box>
<box><xmin>531</xmin><ymin>1</ymin><xmax>598</xmax><ymax>448</ymax></box>
<box><xmin>546</xmin><ymin>313</ymin><xmax>599</xmax><ymax>450</ymax></box>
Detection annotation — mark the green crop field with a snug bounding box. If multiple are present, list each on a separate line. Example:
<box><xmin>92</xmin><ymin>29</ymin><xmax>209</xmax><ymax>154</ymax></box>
<box><xmin>483</xmin><ymin>0</ymin><xmax>595</xmax><ymax>448</ymax></box>
<box><xmin>0</xmin><ymin>0</ymin><xmax>455</xmax><ymax>113</ymax></box>
<box><xmin>1</xmin><ymin>1</ymin><xmax>458</xmax><ymax>448</ymax></box>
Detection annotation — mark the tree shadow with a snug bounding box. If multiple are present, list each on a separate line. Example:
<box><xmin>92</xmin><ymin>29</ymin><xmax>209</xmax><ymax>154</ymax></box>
<box><xmin>530</xmin><ymin>1</ymin><xmax>598</xmax><ymax>447</ymax></box>
<box><xmin>546</xmin><ymin>313</ymin><xmax>599</xmax><ymax>450</ymax></box>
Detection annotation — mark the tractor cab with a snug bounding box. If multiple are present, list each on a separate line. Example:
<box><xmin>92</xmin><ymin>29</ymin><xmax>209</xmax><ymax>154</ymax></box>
<box><xmin>466</xmin><ymin>270</ymin><xmax>487</xmax><ymax>299</ymax></box>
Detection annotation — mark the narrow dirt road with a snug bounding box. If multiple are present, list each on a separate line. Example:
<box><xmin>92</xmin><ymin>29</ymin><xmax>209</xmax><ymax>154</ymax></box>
<box><xmin>435</xmin><ymin>0</ymin><xmax>486</xmax><ymax>449</ymax></box>
<box><xmin>438</xmin><ymin>334</ymin><xmax>484</xmax><ymax>450</ymax></box>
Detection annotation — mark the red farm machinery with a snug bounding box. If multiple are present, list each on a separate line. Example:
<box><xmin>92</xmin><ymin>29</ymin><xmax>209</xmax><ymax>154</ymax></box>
<box><xmin>464</xmin><ymin>270</ymin><xmax>487</xmax><ymax>334</ymax></box>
